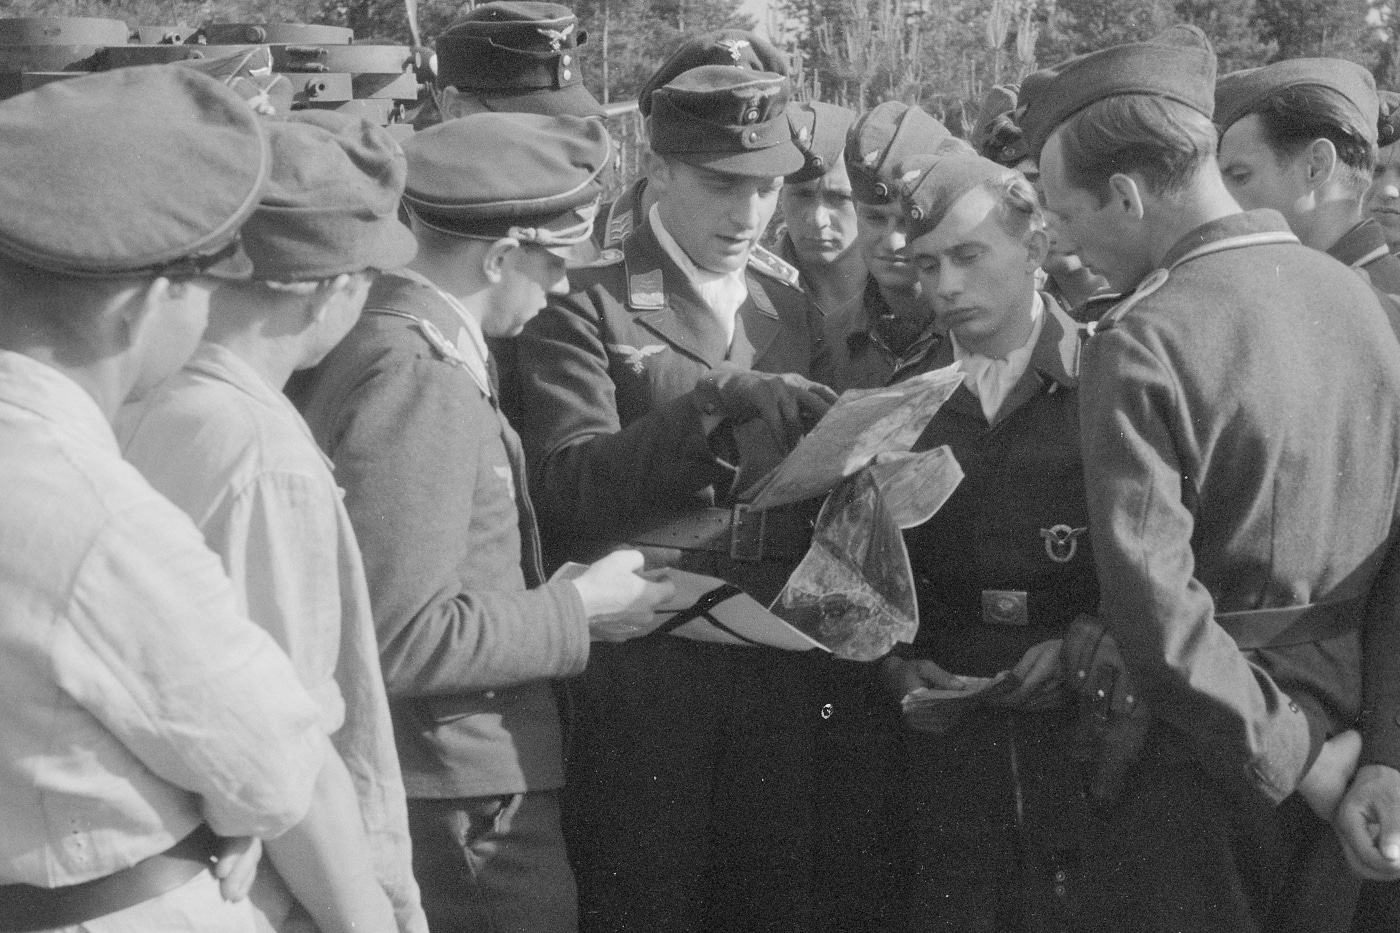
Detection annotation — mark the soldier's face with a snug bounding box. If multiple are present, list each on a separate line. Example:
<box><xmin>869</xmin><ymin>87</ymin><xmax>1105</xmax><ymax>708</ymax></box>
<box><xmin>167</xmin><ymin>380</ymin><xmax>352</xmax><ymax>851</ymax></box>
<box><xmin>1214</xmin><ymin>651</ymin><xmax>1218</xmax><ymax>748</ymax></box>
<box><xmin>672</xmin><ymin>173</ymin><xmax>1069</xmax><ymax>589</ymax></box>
<box><xmin>1218</xmin><ymin>115</ymin><xmax>1311</xmax><ymax>227</ymax></box>
<box><xmin>855</xmin><ymin>199</ymin><xmax>918</xmax><ymax>293</ymax></box>
<box><xmin>779</xmin><ymin>157</ymin><xmax>860</xmax><ymax>269</ymax></box>
<box><xmin>654</xmin><ymin>160</ymin><xmax>782</xmax><ymax>275</ymax></box>
<box><xmin>488</xmin><ymin>243</ymin><xmax>569</xmax><ymax>338</ymax></box>
<box><xmin>1038</xmin><ymin>132</ymin><xmax>1152</xmax><ymax>292</ymax></box>
<box><xmin>1367</xmin><ymin>141</ymin><xmax>1400</xmax><ymax>252</ymax></box>
<box><xmin>906</xmin><ymin>186</ymin><xmax>1043</xmax><ymax>354</ymax></box>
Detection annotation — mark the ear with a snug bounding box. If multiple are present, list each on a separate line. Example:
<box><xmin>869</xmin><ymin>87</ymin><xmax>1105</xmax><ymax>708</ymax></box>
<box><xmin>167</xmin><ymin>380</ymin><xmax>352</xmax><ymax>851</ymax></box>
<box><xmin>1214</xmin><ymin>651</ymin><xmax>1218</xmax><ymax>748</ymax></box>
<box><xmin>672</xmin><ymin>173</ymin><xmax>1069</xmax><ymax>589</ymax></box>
<box><xmin>1305</xmin><ymin>137</ymin><xmax>1339</xmax><ymax>189</ymax></box>
<box><xmin>308</xmin><ymin>273</ymin><xmax>354</xmax><ymax>325</ymax></box>
<box><xmin>116</xmin><ymin>276</ymin><xmax>173</xmax><ymax>351</ymax></box>
<box><xmin>1107</xmin><ymin>172</ymin><xmax>1146</xmax><ymax>220</ymax></box>
<box><xmin>1024</xmin><ymin>227</ymin><xmax>1050</xmax><ymax>270</ymax></box>
<box><xmin>437</xmin><ymin>85</ymin><xmax>487</xmax><ymax>121</ymax></box>
<box><xmin>481</xmin><ymin>238</ymin><xmax>519</xmax><ymax>285</ymax></box>
<box><xmin>646</xmin><ymin>151</ymin><xmax>672</xmax><ymax>191</ymax></box>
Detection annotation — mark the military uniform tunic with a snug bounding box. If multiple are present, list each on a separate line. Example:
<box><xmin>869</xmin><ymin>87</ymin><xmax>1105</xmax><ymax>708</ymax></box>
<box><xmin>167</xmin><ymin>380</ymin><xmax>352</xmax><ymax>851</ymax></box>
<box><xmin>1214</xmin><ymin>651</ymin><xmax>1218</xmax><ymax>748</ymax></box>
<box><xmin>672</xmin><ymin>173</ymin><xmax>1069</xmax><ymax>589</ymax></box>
<box><xmin>513</xmin><ymin>217</ymin><xmax>830</xmax><ymax>933</ymax></box>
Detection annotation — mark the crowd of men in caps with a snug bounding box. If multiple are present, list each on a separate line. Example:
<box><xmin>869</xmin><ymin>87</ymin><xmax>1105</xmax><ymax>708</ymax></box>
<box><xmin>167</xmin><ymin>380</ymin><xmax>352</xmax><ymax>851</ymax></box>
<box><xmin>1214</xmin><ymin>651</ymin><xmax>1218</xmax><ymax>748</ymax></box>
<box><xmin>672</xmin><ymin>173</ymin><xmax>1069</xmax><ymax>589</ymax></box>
<box><xmin>17</xmin><ymin>0</ymin><xmax>1400</xmax><ymax>930</ymax></box>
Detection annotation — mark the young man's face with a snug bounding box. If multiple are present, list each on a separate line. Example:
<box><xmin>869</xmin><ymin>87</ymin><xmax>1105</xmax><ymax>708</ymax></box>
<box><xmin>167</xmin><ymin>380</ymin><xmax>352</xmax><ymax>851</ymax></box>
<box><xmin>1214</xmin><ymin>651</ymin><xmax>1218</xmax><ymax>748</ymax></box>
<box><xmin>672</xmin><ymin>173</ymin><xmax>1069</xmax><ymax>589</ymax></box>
<box><xmin>655</xmin><ymin>160</ymin><xmax>782</xmax><ymax>275</ymax></box>
<box><xmin>855</xmin><ymin>198</ymin><xmax>918</xmax><ymax>292</ymax></box>
<box><xmin>1367</xmin><ymin>141</ymin><xmax>1400</xmax><ymax>252</ymax></box>
<box><xmin>1217</xmin><ymin>114</ymin><xmax>1310</xmax><ymax>226</ymax></box>
<box><xmin>1038</xmin><ymin>131</ymin><xmax>1152</xmax><ymax>293</ymax></box>
<box><xmin>905</xmin><ymin>185</ymin><xmax>1040</xmax><ymax>352</ymax></box>
<box><xmin>779</xmin><ymin>157</ymin><xmax>860</xmax><ymax>269</ymax></box>
<box><xmin>487</xmin><ymin>243</ymin><xmax>570</xmax><ymax>338</ymax></box>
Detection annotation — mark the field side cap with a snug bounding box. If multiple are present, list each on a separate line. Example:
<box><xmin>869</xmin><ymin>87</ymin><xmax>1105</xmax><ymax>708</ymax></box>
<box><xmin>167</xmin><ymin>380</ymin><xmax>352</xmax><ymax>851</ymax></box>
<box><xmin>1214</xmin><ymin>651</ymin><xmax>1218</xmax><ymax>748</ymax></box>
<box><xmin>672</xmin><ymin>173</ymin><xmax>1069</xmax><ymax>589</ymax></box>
<box><xmin>0</xmin><ymin>64</ymin><xmax>266</xmax><ymax>279</ymax></box>
<box><xmin>1017</xmin><ymin>24</ymin><xmax>1216</xmax><ymax>159</ymax></box>
<box><xmin>1215</xmin><ymin>58</ymin><xmax>1379</xmax><ymax>147</ymax></box>
<box><xmin>239</xmin><ymin>111</ymin><xmax>417</xmax><ymax>282</ymax></box>
<box><xmin>402</xmin><ymin>112</ymin><xmax>611</xmax><ymax>253</ymax></box>
<box><xmin>435</xmin><ymin>1</ymin><xmax>603</xmax><ymax>118</ymax></box>
<box><xmin>971</xmin><ymin>84</ymin><xmax>1027</xmax><ymax>167</ymax></box>
<box><xmin>786</xmin><ymin>100</ymin><xmax>858</xmax><ymax>184</ymax></box>
<box><xmin>901</xmin><ymin>151</ymin><xmax>1018</xmax><ymax>242</ymax></box>
<box><xmin>845</xmin><ymin>101</ymin><xmax>953</xmax><ymax>204</ymax></box>
<box><xmin>1380</xmin><ymin>90</ymin><xmax>1400</xmax><ymax>148</ymax></box>
<box><xmin>639</xmin><ymin>29</ymin><xmax>789</xmax><ymax>117</ymax></box>
<box><xmin>648</xmin><ymin>65</ymin><xmax>804</xmax><ymax>177</ymax></box>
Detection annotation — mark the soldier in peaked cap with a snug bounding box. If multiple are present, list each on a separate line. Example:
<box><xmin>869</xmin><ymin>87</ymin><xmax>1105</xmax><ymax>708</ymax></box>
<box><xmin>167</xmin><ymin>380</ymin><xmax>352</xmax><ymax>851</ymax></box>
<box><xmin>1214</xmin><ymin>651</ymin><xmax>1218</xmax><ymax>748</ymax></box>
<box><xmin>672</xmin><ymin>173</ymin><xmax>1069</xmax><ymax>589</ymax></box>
<box><xmin>1025</xmin><ymin>24</ymin><xmax>1400</xmax><ymax>930</ymax></box>
<box><xmin>421</xmin><ymin>0</ymin><xmax>604</xmax><ymax>127</ymax></box>
<box><xmin>119</xmin><ymin>110</ymin><xmax>425</xmax><ymax>933</ymax></box>
<box><xmin>879</xmin><ymin>148</ymin><xmax>1103</xmax><ymax>933</ymax></box>
<box><xmin>776</xmin><ymin>100</ymin><xmax>866</xmax><ymax>314</ymax></box>
<box><xmin>512</xmin><ymin>65</ymin><xmax>837</xmax><ymax>933</ymax></box>
<box><xmin>1215</xmin><ymin>58</ymin><xmax>1400</xmax><ymax>301</ymax></box>
<box><xmin>593</xmin><ymin>27</ymin><xmax>795</xmax><ymax>281</ymax></box>
<box><xmin>289</xmin><ymin>111</ymin><xmax>672</xmax><ymax>933</ymax></box>
<box><xmin>819</xmin><ymin>101</ymin><xmax>971</xmax><ymax>392</ymax></box>
<box><xmin>971</xmin><ymin>84</ymin><xmax>1116</xmax><ymax>321</ymax></box>
<box><xmin>0</xmin><ymin>65</ymin><xmax>332</xmax><ymax>932</ymax></box>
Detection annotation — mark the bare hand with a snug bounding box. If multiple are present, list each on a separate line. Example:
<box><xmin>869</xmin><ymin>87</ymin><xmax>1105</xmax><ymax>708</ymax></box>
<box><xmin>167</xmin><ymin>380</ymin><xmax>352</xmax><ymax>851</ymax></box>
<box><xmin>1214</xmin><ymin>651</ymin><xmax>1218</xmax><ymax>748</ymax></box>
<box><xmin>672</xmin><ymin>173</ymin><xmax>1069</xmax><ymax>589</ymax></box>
<box><xmin>1335</xmin><ymin>763</ymin><xmax>1400</xmax><ymax>880</ymax></box>
<box><xmin>1299</xmin><ymin>729</ymin><xmax>1362</xmax><ymax>821</ymax></box>
<box><xmin>213</xmin><ymin>835</ymin><xmax>261</xmax><ymax>902</ymax></box>
<box><xmin>883</xmin><ymin>656</ymin><xmax>974</xmax><ymax>735</ymax></box>
<box><xmin>701</xmin><ymin>368</ymin><xmax>837</xmax><ymax>450</ymax></box>
<box><xmin>572</xmin><ymin>550</ymin><xmax>676</xmax><ymax>637</ymax></box>
<box><xmin>990</xmin><ymin>639</ymin><xmax>1067</xmax><ymax>712</ymax></box>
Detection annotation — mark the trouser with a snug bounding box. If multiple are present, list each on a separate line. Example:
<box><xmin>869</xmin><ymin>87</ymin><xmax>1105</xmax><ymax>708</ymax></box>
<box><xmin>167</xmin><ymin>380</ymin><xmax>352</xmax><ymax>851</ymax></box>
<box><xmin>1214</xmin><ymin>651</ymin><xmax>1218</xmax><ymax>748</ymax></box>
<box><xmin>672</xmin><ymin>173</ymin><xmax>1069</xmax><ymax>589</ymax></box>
<box><xmin>562</xmin><ymin>637</ymin><xmax>820</xmax><ymax>933</ymax></box>
<box><xmin>409</xmin><ymin>790</ymin><xmax>577</xmax><ymax>933</ymax></box>
<box><xmin>890</xmin><ymin>717</ymin><xmax>1360</xmax><ymax>933</ymax></box>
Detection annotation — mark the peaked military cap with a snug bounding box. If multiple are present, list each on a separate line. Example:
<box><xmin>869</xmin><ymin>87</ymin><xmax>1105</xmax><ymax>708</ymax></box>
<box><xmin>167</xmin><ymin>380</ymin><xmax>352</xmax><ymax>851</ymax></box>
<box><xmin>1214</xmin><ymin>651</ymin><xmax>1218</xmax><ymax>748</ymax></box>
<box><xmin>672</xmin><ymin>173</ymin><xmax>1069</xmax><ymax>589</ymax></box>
<box><xmin>844</xmin><ymin>101</ymin><xmax>958</xmax><ymax>204</ymax></box>
<box><xmin>1381</xmin><ymin>90</ymin><xmax>1400</xmax><ymax>149</ymax></box>
<box><xmin>401</xmin><ymin>112</ymin><xmax>611</xmax><ymax>256</ymax></box>
<box><xmin>901</xmin><ymin>151</ymin><xmax>1020</xmax><ymax>242</ymax></box>
<box><xmin>1215</xmin><ymin>58</ymin><xmax>1379</xmax><ymax>147</ymax></box>
<box><xmin>971</xmin><ymin>84</ymin><xmax>1028</xmax><ymax>167</ymax></box>
<box><xmin>1017</xmin><ymin>24</ymin><xmax>1217</xmax><ymax>159</ymax></box>
<box><xmin>638</xmin><ymin>29</ymin><xmax>789</xmax><ymax>117</ymax></box>
<box><xmin>649</xmin><ymin>65</ymin><xmax>805</xmax><ymax>177</ymax></box>
<box><xmin>435</xmin><ymin>1</ymin><xmax>604</xmax><ymax>118</ymax></box>
<box><xmin>0</xmin><ymin>64</ymin><xmax>265</xmax><ymax>279</ymax></box>
<box><xmin>240</xmin><ymin>111</ymin><xmax>417</xmax><ymax>283</ymax></box>
<box><xmin>786</xmin><ymin>100</ymin><xmax>858</xmax><ymax>184</ymax></box>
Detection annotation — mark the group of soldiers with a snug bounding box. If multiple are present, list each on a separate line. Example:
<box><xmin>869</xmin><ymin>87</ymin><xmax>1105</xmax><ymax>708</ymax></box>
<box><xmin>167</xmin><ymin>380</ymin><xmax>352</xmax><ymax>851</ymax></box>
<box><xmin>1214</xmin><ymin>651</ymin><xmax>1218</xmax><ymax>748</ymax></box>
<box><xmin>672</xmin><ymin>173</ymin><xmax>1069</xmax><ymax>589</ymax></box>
<box><xmin>7</xmin><ymin>1</ymin><xmax>1400</xmax><ymax>932</ymax></box>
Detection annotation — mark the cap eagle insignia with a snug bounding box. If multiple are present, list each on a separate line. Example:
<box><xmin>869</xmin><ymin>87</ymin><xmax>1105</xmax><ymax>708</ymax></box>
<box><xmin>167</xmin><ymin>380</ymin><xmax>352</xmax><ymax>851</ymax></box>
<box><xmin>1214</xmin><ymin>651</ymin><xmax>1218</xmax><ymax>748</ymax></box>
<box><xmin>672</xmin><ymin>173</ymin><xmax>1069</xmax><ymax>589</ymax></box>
<box><xmin>537</xmin><ymin>21</ymin><xmax>575</xmax><ymax>51</ymax></box>
<box><xmin>716</xmin><ymin>38</ymin><xmax>750</xmax><ymax>62</ymax></box>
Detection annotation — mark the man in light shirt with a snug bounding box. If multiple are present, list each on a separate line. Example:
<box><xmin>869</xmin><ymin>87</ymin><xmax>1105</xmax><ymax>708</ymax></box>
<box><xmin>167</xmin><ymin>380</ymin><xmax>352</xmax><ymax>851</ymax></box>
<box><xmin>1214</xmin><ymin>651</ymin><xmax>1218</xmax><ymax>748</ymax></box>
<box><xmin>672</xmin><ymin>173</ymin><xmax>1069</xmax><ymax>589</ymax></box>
<box><xmin>0</xmin><ymin>66</ymin><xmax>326</xmax><ymax>932</ymax></box>
<box><xmin>118</xmin><ymin>111</ymin><xmax>426</xmax><ymax>933</ymax></box>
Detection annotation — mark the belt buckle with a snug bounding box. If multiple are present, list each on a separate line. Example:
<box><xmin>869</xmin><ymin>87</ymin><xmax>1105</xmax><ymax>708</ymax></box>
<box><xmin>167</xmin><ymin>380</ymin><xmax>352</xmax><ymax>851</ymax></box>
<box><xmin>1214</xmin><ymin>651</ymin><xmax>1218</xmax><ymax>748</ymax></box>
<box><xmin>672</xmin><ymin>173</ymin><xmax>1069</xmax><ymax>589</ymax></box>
<box><xmin>729</xmin><ymin>503</ymin><xmax>767</xmax><ymax>563</ymax></box>
<box><xmin>982</xmin><ymin>589</ymin><xmax>1029</xmax><ymax>626</ymax></box>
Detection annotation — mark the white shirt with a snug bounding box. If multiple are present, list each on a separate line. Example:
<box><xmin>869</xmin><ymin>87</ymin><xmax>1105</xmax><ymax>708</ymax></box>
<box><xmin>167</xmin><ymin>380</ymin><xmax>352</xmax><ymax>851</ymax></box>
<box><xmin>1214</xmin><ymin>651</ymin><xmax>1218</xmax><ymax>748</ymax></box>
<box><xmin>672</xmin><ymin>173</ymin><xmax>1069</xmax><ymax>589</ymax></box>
<box><xmin>650</xmin><ymin>203</ymin><xmax>749</xmax><ymax>347</ymax></box>
<box><xmin>952</xmin><ymin>292</ymin><xmax>1045</xmax><ymax>423</ymax></box>
<box><xmin>0</xmin><ymin>349</ymin><xmax>323</xmax><ymax>887</ymax></box>
<box><xmin>118</xmin><ymin>342</ymin><xmax>426</xmax><ymax>933</ymax></box>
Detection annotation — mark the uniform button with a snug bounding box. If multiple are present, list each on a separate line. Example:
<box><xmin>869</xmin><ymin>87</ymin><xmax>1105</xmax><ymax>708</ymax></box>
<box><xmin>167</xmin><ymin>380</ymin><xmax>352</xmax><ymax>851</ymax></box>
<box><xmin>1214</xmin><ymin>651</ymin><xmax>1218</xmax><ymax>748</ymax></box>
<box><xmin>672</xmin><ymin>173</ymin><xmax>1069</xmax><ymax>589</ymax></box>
<box><xmin>562</xmin><ymin>54</ymin><xmax>572</xmax><ymax>65</ymax></box>
<box><xmin>821</xmin><ymin>703</ymin><xmax>834</xmax><ymax>720</ymax></box>
<box><xmin>1289</xmin><ymin>701</ymin><xmax>1299</xmax><ymax>713</ymax></box>
<box><xmin>1054</xmin><ymin>884</ymin><xmax>1067</xmax><ymax>898</ymax></box>
<box><xmin>484</xmin><ymin>690</ymin><xmax>496</xmax><ymax>699</ymax></box>
<box><xmin>1053</xmin><ymin>870</ymin><xmax>1067</xmax><ymax>883</ymax></box>
<box><xmin>562</xmin><ymin>68</ymin><xmax>572</xmax><ymax>80</ymax></box>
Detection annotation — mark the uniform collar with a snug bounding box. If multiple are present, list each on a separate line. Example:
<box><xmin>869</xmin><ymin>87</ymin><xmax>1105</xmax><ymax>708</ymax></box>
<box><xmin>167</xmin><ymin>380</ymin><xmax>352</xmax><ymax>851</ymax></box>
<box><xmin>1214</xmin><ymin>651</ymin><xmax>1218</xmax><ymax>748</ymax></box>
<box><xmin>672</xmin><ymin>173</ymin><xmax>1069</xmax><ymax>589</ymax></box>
<box><xmin>0</xmin><ymin>349</ymin><xmax>116</xmax><ymax>454</ymax></box>
<box><xmin>1328</xmin><ymin>218</ymin><xmax>1392</xmax><ymax>270</ymax></box>
<box><xmin>1157</xmin><ymin>209</ymin><xmax>1298</xmax><ymax>273</ymax></box>
<box><xmin>394</xmin><ymin>267</ymin><xmax>493</xmax><ymax>396</ymax></box>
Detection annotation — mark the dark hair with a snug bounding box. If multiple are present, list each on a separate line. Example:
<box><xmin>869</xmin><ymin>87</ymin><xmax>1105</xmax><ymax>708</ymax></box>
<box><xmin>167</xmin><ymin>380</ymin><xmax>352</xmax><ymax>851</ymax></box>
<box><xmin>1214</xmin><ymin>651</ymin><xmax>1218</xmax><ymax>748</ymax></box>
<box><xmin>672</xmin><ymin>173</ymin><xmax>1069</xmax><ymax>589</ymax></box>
<box><xmin>1250</xmin><ymin>85</ymin><xmax>1376</xmax><ymax>195</ymax></box>
<box><xmin>1055</xmin><ymin>95</ymin><xmax>1217</xmax><ymax>204</ymax></box>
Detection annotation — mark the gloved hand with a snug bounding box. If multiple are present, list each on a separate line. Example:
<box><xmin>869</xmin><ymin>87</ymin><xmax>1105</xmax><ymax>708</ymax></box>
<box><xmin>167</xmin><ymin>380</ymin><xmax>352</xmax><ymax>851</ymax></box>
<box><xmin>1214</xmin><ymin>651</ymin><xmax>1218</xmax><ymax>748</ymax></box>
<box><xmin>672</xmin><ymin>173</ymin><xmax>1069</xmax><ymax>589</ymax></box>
<box><xmin>695</xmin><ymin>366</ymin><xmax>836</xmax><ymax>450</ymax></box>
<box><xmin>1062</xmin><ymin>615</ymin><xmax>1153</xmax><ymax>806</ymax></box>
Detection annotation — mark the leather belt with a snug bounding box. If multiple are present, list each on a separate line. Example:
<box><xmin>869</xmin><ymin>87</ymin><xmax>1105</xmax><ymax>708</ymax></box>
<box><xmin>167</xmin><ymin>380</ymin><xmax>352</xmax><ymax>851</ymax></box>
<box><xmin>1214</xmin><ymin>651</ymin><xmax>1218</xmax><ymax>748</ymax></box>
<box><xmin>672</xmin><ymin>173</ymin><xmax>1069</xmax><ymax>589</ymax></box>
<box><xmin>1217</xmin><ymin>596</ymin><xmax>1364</xmax><ymax>651</ymax></box>
<box><xmin>626</xmin><ymin>504</ymin><xmax>812</xmax><ymax>563</ymax></box>
<box><xmin>0</xmin><ymin>823</ymin><xmax>221</xmax><ymax>932</ymax></box>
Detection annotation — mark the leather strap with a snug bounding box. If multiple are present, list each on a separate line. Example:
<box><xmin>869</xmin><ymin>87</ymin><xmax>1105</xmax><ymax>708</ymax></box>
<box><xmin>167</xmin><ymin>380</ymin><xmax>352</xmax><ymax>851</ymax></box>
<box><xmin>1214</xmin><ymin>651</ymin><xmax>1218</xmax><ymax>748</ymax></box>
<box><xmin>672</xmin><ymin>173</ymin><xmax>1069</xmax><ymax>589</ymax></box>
<box><xmin>1217</xmin><ymin>597</ymin><xmax>1364</xmax><ymax>651</ymax></box>
<box><xmin>651</xmin><ymin>583</ymin><xmax>765</xmax><ymax>647</ymax></box>
<box><xmin>0</xmin><ymin>824</ymin><xmax>221</xmax><ymax>932</ymax></box>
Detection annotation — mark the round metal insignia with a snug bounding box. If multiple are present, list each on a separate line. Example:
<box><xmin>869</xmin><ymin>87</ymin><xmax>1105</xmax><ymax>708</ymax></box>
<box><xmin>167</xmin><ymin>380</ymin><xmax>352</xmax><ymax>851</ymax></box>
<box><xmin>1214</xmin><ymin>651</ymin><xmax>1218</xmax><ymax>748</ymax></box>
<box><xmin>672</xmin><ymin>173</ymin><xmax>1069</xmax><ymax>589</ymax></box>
<box><xmin>1040</xmin><ymin>524</ymin><xmax>1087</xmax><ymax>563</ymax></box>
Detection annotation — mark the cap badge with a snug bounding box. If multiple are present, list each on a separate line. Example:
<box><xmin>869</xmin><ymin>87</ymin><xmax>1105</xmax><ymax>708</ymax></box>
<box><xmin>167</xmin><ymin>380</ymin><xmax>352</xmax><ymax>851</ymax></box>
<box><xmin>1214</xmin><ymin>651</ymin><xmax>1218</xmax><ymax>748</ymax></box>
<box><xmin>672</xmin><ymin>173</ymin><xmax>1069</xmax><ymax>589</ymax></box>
<box><xmin>1040</xmin><ymin>524</ymin><xmax>1087</xmax><ymax>563</ymax></box>
<box><xmin>743</xmin><ymin>106</ymin><xmax>760</xmax><ymax>124</ymax></box>
<box><xmin>607</xmin><ymin>342</ymin><xmax>668</xmax><ymax>376</ymax></box>
<box><xmin>537</xmin><ymin>21</ymin><xmax>575</xmax><ymax>52</ymax></box>
<box><xmin>717</xmin><ymin>38</ymin><xmax>750</xmax><ymax>62</ymax></box>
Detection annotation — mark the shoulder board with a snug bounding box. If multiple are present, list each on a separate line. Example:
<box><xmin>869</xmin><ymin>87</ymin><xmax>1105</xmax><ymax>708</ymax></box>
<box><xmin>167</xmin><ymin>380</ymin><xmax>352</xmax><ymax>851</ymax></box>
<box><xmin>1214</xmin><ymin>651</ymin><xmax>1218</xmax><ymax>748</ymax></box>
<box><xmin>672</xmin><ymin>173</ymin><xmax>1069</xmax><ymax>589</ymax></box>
<box><xmin>747</xmin><ymin>243</ymin><xmax>802</xmax><ymax>288</ymax></box>
<box><xmin>571</xmin><ymin>247</ymin><xmax>624</xmax><ymax>270</ymax></box>
<box><xmin>1092</xmin><ymin>269</ymin><xmax>1169</xmax><ymax>334</ymax></box>
<box><xmin>365</xmin><ymin>308</ymin><xmax>467</xmax><ymax>368</ymax></box>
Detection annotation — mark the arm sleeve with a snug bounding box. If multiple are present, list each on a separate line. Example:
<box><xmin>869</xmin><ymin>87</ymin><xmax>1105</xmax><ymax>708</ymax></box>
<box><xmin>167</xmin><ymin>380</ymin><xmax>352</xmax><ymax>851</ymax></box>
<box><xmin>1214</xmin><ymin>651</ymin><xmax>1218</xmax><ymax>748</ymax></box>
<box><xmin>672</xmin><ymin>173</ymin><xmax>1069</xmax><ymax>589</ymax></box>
<box><xmin>328</xmin><ymin>354</ymin><xmax>589</xmax><ymax>699</ymax></box>
<box><xmin>1080</xmin><ymin>327</ymin><xmax>1316</xmax><ymax>803</ymax></box>
<box><xmin>514</xmin><ymin>290</ymin><xmax>735</xmax><ymax>537</ymax></box>
<box><xmin>56</xmin><ymin>505</ymin><xmax>325</xmax><ymax>840</ymax></box>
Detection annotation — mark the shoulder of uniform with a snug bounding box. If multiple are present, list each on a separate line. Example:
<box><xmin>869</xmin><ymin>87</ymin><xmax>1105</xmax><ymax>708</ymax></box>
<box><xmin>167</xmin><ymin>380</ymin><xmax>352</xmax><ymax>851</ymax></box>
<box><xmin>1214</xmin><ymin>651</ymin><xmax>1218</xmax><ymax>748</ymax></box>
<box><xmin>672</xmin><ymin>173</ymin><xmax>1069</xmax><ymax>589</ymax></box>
<box><xmin>364</xmin><ymin>308</ymin><xmax>469</xmax><ymax>369</ymax></box>
<box><xmin>746</xmin><ymin>242</ymin><xmax>802</xmax><ymax>288</ymax></box>
<box><xmin>570</xmin><ymin>247</ymin><xmax>624</xmax><ymax>269</ymax></box>
<box><xmin>1089</xmin><ymin>269</ymin><xmax>1169</xmax><ymax>336</ymax></box>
